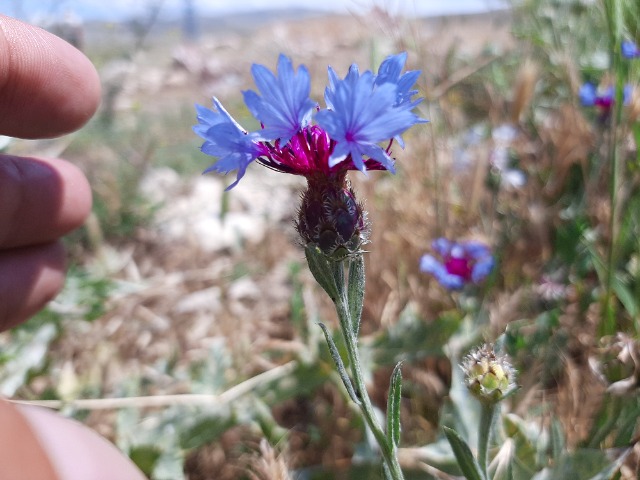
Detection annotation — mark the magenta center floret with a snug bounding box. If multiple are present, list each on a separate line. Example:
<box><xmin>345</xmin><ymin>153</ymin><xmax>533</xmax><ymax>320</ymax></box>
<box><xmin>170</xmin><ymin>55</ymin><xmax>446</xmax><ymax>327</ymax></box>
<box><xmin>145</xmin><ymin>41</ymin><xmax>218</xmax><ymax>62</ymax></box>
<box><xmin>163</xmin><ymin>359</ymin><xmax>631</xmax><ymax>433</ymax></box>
<box><xmin>445</xmin><ymin>256</ymin><xmax>473</xmax><ymax>280</ymax></box>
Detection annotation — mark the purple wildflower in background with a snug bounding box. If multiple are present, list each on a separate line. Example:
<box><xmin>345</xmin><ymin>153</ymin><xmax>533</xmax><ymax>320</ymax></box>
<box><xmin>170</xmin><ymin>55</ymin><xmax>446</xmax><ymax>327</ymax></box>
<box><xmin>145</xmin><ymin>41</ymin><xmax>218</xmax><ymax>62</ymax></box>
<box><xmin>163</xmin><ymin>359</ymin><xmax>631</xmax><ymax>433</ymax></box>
<box><xmin>579</xmin><ymin>82</ymin><xmax>632</xmax><ymax>116</ymax></box>
<box><xmin>579</xmin><ymin>83</ymin><xmax>616</xmax><ymax>111</ymax></box>
<box><xmin>420</xmin><ymin>238</ymin><xmax>494</xmax><ymax>290</ymax></box>
<box><xmin>194</xmin><ymin>53</ymin><xmax>425</xmax><ymax>188</ymax></box>
<box><xmin>622</xmin><ymin>40</ymin><xmax>640</xmax><ymax>59</ymax></box>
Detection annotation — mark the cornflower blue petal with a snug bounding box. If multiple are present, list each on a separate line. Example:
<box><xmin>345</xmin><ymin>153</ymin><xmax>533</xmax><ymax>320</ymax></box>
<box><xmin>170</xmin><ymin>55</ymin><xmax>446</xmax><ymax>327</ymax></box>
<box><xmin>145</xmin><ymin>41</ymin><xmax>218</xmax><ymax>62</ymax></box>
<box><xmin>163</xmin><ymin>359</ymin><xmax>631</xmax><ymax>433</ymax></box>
<box><xmin>359</xmin><ymin>144</ymin><xmax>395</xmax><ymax>172</ymax></box>
<box><xmin>194</xmin><ymin>98</ymin><xmax>263</xmax><ymax>190</ymax></box>
<box><xmin>194</xmin><ymin>104</ymin><xmax>225</xmax><ymax>137</ymax></box>
<box><xmin>203</xmin><ymin>151</ymin><xmax>252</xmax><ymax>190</ymax></box>
<box><xmin>437</xmin><ymin>273</ymin><xmax>466</xmax><ymax>290</ymax></box>
<box><xmin>450</xmin><ymin>244</ymin><xmax>465</xmax><ymax>259</ymax></box>
<box><xmin>376</xmin><ymin>53</ymin><xmax>407</xmax><ymax>84</ymax></box>
<box><xmin>432</xmin><ymin>238</ymin><xmax>453</xmax><ymax>257</ymax></box>
<box><xmin>374</xmin><ymin>53</ymin><xmax>427</xmax><ymax>148</ymax></box>
<box><xmin>472</xmin><ymin>255</ymin><xmax>495</xmax><ymax>283</ymax></box>
<box><xmin>464</xmin><ymin>241</ymin><xmax>491</xmax><ymax>260</ymax></box>
<box><xmin>622</xmin><ymin>40</ymin><xmax>640</xmax><ymax>59</ymax></box>
<box><xmin>324</xmin><ymin>66</ymin><xmax>342</xmax><ymax>110</ymax></box>
<box><xmin>419</xmin><ymin>254</ymin><xmax>441</xmax><ymax>274</ymax></box>
<box><xmin>375</xmin><ymin>52</ymin><xmax>423</xmax><ymax>108</ymax></box>
<box><xmin>579</xmin><ymin>83</ymin><xmax>597</xmax><ymax>106</ymax></box>
<box><xmin>324</xmin><ymin>64</ymin><xmax>361</xmax><ymax>110</ymax></box>
<box><xmin>194</xmin><ymin>98</ymin><xmax>245</xmax><ymax>139</ymax></box>
<box><xmin>396</xmin><ymin>70</ymin><xmax>423</xmax><ymax>107</ymax></box>
<box><xmin>329</xmin><ymin>141</ymin><xmax>364</xmax><ymax>171</ymax></box>
<box><xmin>243</xmin><ymin>54</ymin><xmax>316</xmax><ymax>143</ymax></box>
<box><xmin>624</xmin><ymin>84</ymin><xmax>633</xmax><ymax>105</ymax></box>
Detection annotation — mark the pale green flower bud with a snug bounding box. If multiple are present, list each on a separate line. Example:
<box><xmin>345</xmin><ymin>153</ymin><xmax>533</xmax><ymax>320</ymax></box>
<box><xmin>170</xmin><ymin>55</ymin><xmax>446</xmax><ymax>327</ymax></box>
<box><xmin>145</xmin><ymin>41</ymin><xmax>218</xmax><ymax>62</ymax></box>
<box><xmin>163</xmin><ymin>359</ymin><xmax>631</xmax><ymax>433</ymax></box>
<box><xmin>462</xmin><ymin>344</ymin><xmax>518</xmax><ymax>404</ymax></box>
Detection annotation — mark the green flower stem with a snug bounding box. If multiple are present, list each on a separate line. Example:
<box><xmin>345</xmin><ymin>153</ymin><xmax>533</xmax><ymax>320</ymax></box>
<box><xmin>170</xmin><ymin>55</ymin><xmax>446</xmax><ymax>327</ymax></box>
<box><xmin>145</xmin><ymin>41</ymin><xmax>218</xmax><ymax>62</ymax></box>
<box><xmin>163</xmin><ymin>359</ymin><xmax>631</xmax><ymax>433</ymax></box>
<box><xmin>333</xmin><ymin>293</ymin><xmax>405</xmax><ymax>480</ymax></box>
<box><xmin>602</xmin><ymin>0</ymin><xmax>624</xmax><ymax>337</ymax></box>
<box><xmin>477</xmin><ymin>402</ymin><xmax>498</xmax><ymax>478</ymax></box>
<box><xmin>304</xmin><ymin>246</ymin><xmax>404</xmax><ymax>479</ymax></box>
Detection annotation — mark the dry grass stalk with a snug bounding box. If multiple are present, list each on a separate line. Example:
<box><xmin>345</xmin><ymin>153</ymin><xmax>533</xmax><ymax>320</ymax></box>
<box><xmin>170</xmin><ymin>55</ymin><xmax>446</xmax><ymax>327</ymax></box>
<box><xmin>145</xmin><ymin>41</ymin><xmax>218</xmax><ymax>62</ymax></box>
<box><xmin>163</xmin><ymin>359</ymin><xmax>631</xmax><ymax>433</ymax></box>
<box><xmin>510</xmin><ymin>59</ymin><xmax>538</xmax><ymax>124</ymax></box>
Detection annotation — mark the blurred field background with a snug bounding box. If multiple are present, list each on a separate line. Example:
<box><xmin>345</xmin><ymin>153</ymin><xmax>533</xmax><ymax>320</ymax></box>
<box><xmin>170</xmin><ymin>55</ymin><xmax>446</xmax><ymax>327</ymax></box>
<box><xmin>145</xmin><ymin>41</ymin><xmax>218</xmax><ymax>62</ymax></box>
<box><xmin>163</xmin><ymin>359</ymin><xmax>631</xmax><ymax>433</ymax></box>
<box><xmin>1</xmin><ymin>0</ymin><xmax>640</xmax><ymax>478</ymax></box>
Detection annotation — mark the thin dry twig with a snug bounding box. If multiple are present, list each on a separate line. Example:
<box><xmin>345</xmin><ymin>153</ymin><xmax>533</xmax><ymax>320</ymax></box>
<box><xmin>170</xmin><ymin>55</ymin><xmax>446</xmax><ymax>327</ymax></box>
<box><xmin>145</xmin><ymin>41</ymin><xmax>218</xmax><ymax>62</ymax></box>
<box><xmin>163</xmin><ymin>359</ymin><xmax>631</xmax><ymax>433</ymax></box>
<box><xmin>12</xmin><ymin>360</ymin><xmax>297</xmax><ymax>411</ymax></box>
<box><xmin>428</xmin><ymin>55</ymin><xmax>503</xmax><ymax>100</ymax></box>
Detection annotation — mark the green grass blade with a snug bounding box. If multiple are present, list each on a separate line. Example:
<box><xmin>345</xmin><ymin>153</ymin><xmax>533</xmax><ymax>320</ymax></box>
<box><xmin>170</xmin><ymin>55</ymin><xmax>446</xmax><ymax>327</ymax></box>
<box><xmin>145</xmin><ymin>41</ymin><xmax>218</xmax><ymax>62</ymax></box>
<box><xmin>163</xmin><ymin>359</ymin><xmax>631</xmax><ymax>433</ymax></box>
<box><xmin>386</xmin><ymin>362</ymin><xmax>403</xmax><ymax>448</ymax></box>
<box><xmin>443</xmin><ymin>426</ymin><xmax>486</xmax><ymax>480</ymax></box>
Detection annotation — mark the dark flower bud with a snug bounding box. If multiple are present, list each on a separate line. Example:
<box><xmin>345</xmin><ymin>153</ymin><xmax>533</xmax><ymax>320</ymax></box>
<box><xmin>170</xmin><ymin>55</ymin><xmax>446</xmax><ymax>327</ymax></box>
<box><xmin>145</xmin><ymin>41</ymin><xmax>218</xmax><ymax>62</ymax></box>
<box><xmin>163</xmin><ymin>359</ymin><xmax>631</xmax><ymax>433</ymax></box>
<box><xmin>296</xmin><ymin>174</ymin><xmax>369</xmax><ymax>259</ymax></box>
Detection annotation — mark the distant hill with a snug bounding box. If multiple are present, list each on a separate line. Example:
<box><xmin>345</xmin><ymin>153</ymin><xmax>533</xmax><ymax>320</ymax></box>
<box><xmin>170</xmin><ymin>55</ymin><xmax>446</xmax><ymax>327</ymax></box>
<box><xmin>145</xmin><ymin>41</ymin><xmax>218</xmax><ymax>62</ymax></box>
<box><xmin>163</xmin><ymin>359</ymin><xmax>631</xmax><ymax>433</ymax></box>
<box><xmin>82</xmin><ymin>7</ymin><xmax>334</xmax><ymax>46</ymax></box>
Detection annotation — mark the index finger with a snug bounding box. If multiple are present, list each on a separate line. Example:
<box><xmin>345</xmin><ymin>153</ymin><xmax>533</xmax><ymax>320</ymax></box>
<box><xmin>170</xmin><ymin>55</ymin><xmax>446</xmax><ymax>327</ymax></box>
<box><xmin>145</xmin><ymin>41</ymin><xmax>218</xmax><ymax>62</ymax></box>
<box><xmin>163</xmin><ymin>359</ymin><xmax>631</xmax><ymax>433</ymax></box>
<box><xmin>0</xmin><ymin>15</ymin><xmax>101</xmax><ymax>139</ymax></box>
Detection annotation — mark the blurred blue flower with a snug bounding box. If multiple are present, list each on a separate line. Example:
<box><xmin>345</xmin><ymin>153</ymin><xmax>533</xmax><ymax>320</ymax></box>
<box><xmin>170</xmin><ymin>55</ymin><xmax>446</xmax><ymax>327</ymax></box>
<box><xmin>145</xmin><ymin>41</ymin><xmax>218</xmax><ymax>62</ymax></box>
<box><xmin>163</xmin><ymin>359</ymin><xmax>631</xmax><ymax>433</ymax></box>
<box><xmin>194</xmin><ymin>53</ymin><xmax>425</xmax><ymax>188</ymax></box>
<box><xmin>579</xmin><ymin>82</ymin><xmax>633</xmax><ymax>115</ymax></box>
<box><xmin>622</xmin><ymin>40</ymin><xmax>640</xmax><ymax>59</ymax></box>
<box><xmin>420</xmin><ymin>238</ymin><xmax>494</xmax><ymax>290</ymax></box>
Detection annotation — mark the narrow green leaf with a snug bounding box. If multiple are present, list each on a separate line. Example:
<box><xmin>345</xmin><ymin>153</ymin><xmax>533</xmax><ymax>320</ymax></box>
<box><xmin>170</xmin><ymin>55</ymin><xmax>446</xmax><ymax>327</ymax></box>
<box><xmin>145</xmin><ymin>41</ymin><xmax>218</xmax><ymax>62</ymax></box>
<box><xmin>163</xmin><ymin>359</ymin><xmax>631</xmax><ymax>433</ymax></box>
<box><xmin>536</xmin><ymin>448</ymin><xmax>631</xmax><ymax>480</ymax></box>
<box><xmin>633</xmin><ymin>123</ymin><xmax>640</xmax><ymax>167</ymax></box>
<box><xmin>386</xmin><ymin>362</ymin><xmax>403</xmax><ymax>448</ymax></box>
<box><xmin>347</xmin><ymin>255</ymin><xmax>365</xmax><ymax>336</ymax></box>
<box><xmin>443</xmin><ymin>426</ymin><xmax>486</xmax><ymax>480</ymax></box>
<box><xmin>587</xmin><ymin>447</ymin><xmax>631</xmax><ymax>480</ymax></box>
<box><xmin>318</xmin><ymin>322</ymin><xmax>360</xmax><ymax>404</ymax></box>
<box><xmin>305</xmin><ymin>245</ymin><xmax>340</xmax><ymax>303</ymax></box>
<box><xmin>612</xmin><ymin>276</ymin><xmax>638</xmax><ymax>319</ymax></box>
<box><xmin>550</xmin><ymin>417</ymin><xmax>565</xmax><ymax>459</ymax></box>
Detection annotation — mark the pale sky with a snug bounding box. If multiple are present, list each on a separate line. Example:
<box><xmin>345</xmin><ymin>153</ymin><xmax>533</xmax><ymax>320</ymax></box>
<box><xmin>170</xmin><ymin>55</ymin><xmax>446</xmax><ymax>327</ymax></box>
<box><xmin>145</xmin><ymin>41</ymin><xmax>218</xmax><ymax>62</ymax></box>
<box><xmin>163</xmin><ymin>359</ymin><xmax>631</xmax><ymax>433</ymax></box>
<box><xmin>2</xmin><ymin>0</ymin><xmax>508</xmax><ymax>22</ymax></box>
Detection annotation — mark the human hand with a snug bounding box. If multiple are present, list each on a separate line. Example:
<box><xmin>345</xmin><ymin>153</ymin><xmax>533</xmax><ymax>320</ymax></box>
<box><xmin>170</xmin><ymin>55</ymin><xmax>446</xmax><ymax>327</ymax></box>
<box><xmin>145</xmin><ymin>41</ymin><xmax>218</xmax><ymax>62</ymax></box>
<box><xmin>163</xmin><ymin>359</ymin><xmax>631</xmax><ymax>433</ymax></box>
<box><xmin>0</xmin><ymin>16</ymin><xmax>147</xmax><ymax>480</ymax></box>
<box><xmin>0</xmin><ymin>15</ymin><xmax>100</xmax><ymax>330</ymax></box>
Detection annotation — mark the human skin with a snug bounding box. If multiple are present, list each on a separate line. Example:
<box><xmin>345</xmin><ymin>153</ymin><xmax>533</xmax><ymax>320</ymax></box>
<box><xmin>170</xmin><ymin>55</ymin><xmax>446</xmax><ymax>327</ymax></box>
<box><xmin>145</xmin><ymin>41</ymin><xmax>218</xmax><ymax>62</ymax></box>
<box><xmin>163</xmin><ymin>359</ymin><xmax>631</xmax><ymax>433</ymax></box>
<box><xmin>0</xmin><ymin>15</ymin><xmax>145</xmax><ymax>479</ymax></box>
<box><xmin>0</xmin><ymin>14</ymin><xmax>99</xmax><ymax>329</ymax></box>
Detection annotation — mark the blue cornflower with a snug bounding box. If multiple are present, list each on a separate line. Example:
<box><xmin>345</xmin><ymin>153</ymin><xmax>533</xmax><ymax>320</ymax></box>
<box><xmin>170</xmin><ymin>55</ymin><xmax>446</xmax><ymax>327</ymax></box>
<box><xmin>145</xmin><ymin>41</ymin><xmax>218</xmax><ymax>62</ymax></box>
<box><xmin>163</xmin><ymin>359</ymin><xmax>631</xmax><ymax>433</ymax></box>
<box><xmin>622</xmin><ymin>40</ymin><xmax>640</xmax><ymax>59</ymax></box>
<box><xmin>420</xmin><ymin>238</ymin><xmax>494</xmax><ymax>290</ymax></box>
<box><xmin>316</xmin><ymin>63</ymin><xmax>425</xmax><ymax>172</ymax></box>
<box><xmin>194</xmin><ymin>53</ymin><xmax>424</xmax><ymax>188</ymax></box>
